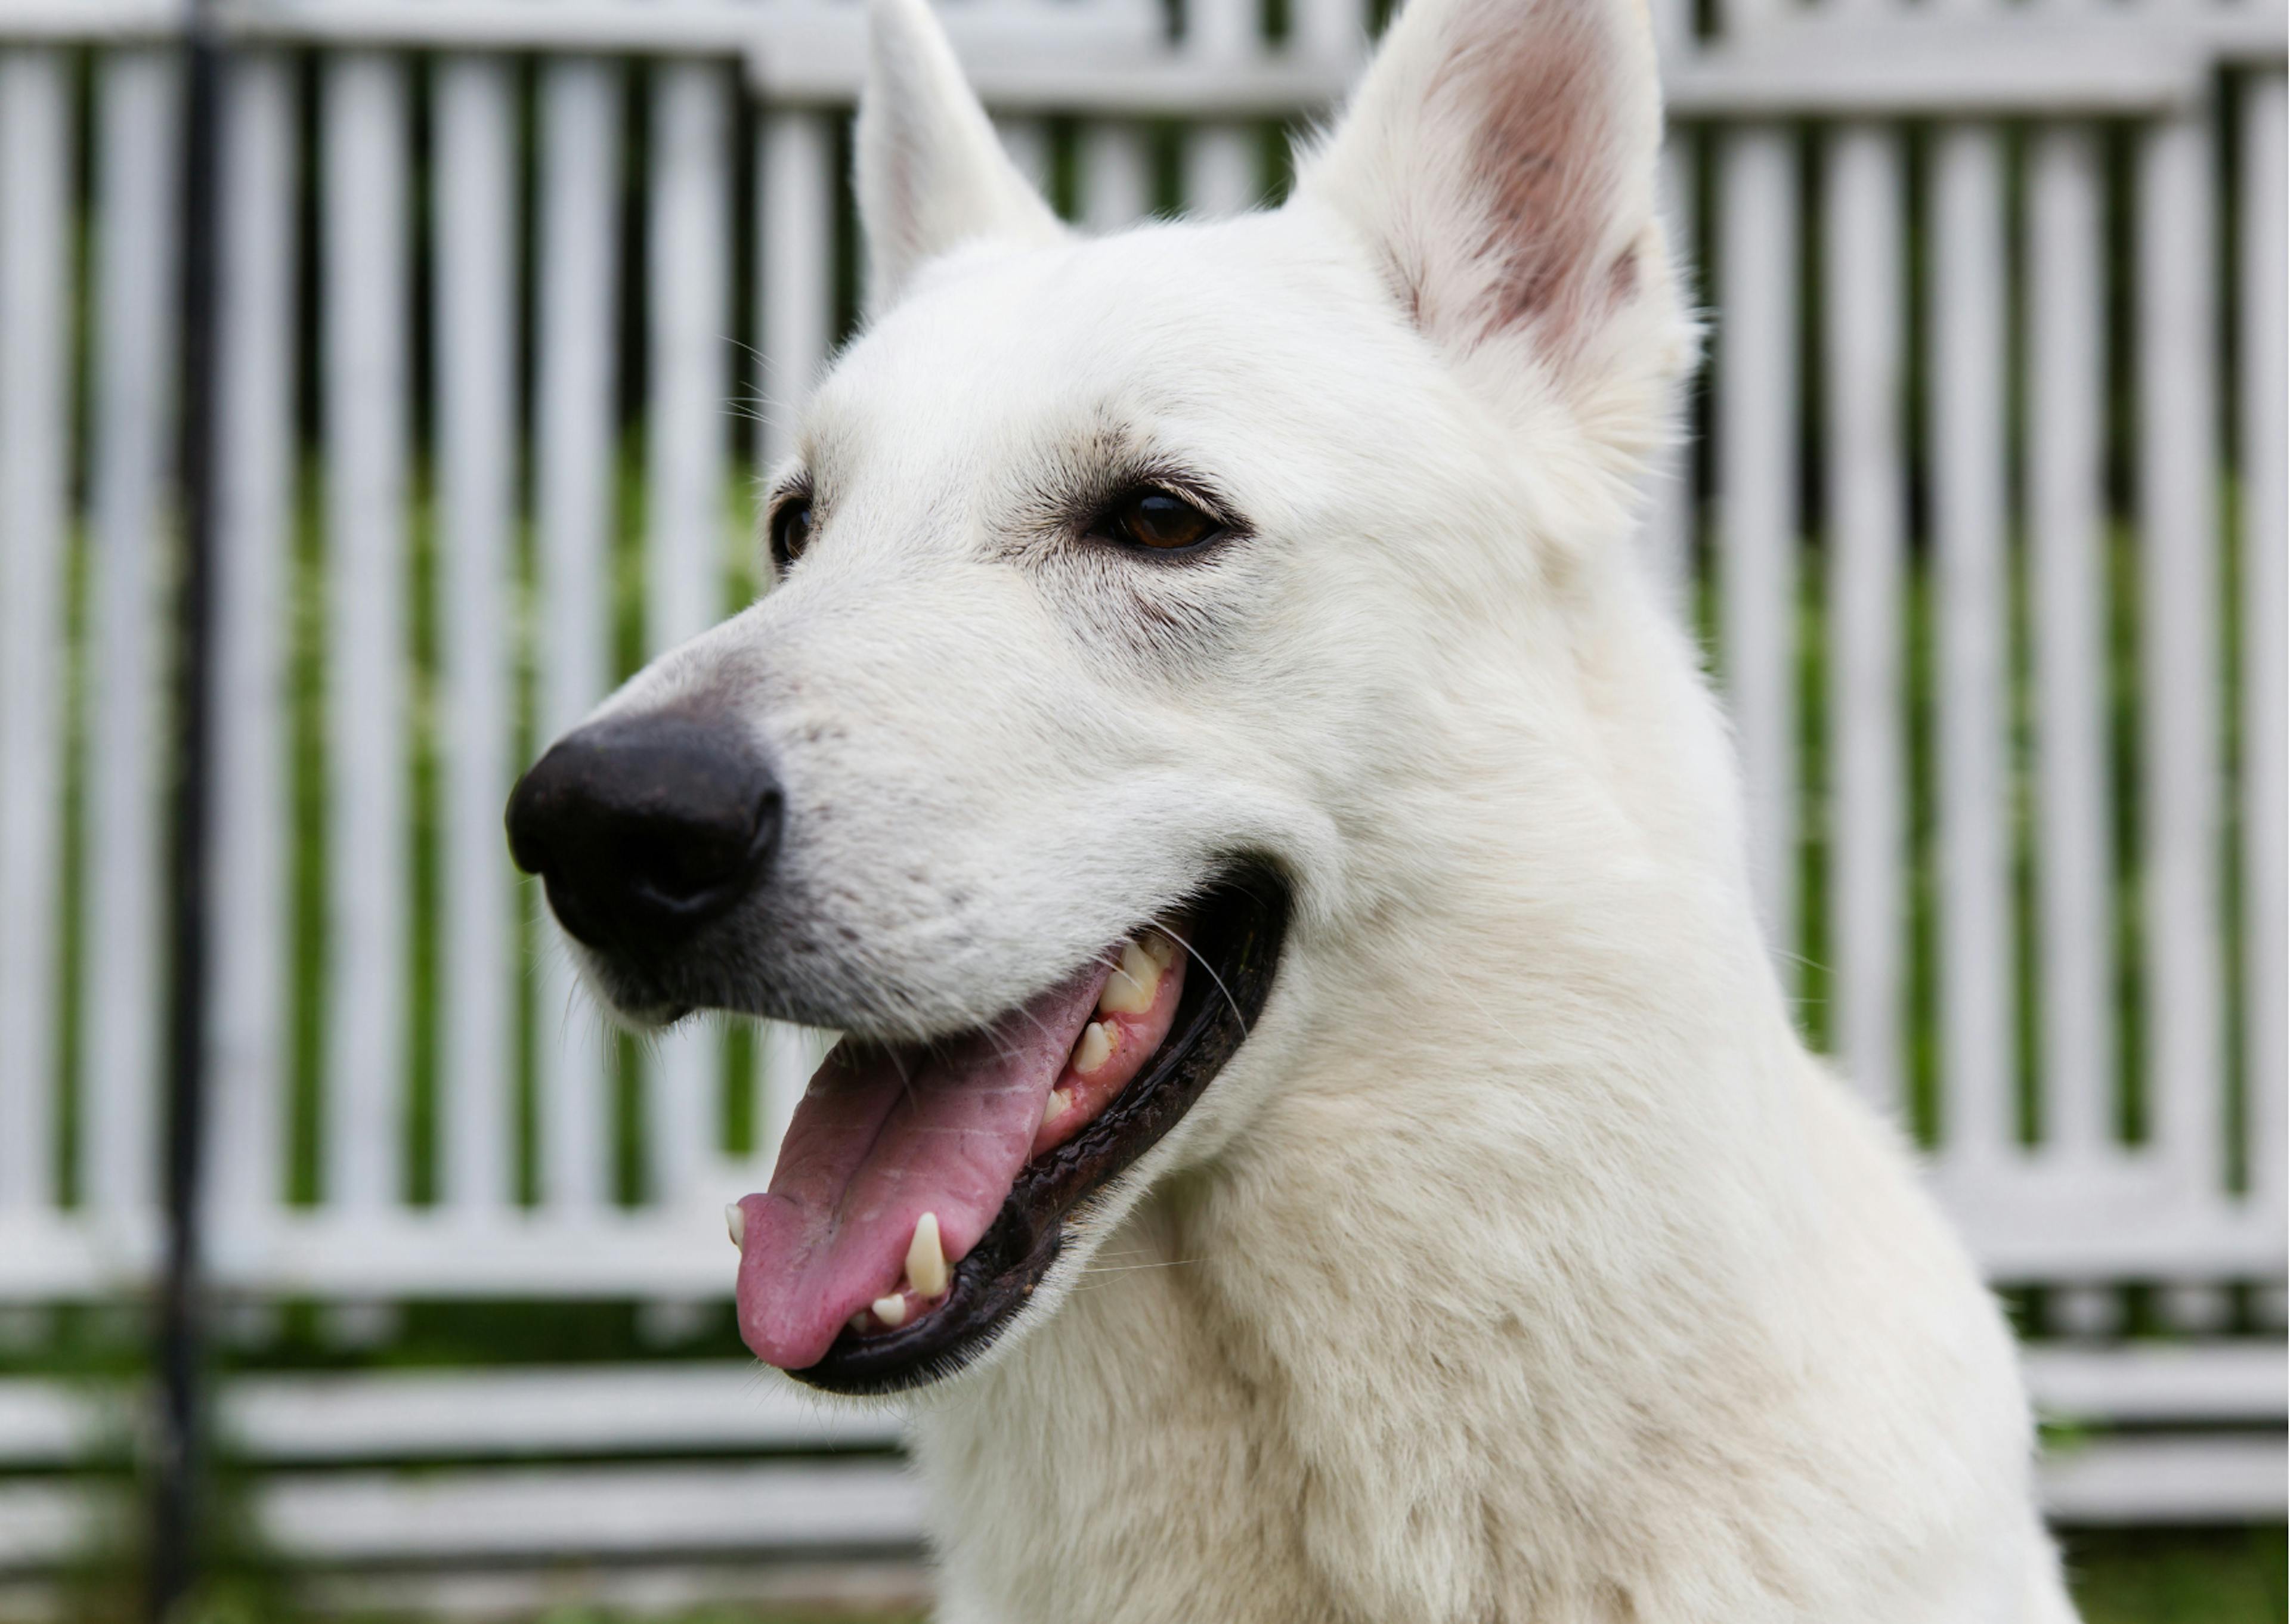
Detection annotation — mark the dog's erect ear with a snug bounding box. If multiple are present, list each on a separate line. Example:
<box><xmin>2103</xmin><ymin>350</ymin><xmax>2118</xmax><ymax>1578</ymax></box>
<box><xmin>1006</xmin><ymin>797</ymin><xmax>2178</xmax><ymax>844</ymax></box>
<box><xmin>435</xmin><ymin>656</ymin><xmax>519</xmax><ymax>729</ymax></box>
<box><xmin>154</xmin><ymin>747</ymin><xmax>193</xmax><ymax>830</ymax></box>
<box><xmin>1294</xmin><ymin>0</ymin><xmax>1688</xmax><ymax>462</ymax></box>
<box><xmin>856</xmin><ymin>0</ymin><xmax>1064</xmax><ymax>315</ymax></box>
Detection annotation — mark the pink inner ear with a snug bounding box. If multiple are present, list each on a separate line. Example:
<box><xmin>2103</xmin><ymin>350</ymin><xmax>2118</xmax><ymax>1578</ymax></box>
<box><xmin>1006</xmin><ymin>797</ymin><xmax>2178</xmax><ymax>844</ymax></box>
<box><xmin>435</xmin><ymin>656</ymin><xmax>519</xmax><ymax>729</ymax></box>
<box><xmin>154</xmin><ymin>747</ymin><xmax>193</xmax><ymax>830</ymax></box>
<box><xmin>1435</xmin><ymin>0</ymin><xmax>1639</xmax><ymax>353</ymax></box>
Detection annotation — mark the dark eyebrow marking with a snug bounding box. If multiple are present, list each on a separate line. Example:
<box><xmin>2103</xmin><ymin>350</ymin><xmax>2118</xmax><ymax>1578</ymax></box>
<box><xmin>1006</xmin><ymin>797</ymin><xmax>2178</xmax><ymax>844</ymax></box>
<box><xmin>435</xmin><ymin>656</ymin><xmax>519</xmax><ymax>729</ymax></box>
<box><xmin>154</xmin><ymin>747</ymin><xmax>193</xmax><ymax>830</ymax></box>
<box><xmin>1008</xmin><ymin>409</ymin><xmax>1251</xmax><ymax>545</ymax></box>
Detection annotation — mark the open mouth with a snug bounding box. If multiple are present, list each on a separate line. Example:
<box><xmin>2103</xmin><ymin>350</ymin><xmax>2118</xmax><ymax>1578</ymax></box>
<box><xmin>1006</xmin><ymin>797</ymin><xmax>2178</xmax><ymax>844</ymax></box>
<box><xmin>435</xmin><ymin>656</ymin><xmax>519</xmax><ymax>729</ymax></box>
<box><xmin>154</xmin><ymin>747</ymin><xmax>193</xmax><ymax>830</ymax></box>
<box><xmin>731</xmin><ymin>869</ymin><xmax>1288</xmax><ymax>1395</ymax></box>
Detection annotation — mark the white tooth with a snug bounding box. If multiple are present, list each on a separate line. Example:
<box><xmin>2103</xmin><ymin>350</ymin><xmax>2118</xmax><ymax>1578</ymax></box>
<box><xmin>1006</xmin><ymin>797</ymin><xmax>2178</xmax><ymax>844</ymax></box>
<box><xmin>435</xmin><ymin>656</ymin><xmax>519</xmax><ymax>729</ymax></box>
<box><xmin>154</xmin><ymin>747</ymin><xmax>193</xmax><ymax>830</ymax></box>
<box><xmin>871</xmin><ymin>1294</ymin><xmax>908</xmax><ymax>1328</ymax></box>
<box><xmin>725</xmin><ymin>1203</ymin><xmax>745</xmax><ymax>1249</ymax></box>
<box><xmin>906</xmin><ymin>1212</ymin><xmax>949</xmax><ymax>1298</ymax></box>
<box><xmin>1141</xmin><ymin>930</ymin><xmax>1177</xmax><ymax>970</ymax></box>
<box><xmin>1071</xmin><ymin>1021</ymin><xmax>1113</xmax><ymax>1076</ymax></box>
<box><xmin>1098</xmin><ymin>938</ymin><xmax>1161</xmax><ymax>1015</ymax></box>
<box><xmin>1041</xmin><ymin>1087</ymin><xmax>1073</xmax><ymax>1130</ymax></box>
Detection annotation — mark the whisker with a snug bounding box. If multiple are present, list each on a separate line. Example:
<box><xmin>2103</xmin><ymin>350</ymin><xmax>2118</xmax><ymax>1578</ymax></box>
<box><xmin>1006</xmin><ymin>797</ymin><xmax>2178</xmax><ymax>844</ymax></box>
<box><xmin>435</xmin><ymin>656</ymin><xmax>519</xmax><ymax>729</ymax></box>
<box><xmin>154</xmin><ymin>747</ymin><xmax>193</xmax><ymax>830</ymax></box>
<box><xmin>1165</xmin><ymin>925</ymin><xmax>1248</xmax><ymax>1036</ymax></box>
<box><xmin>982</xmin><ymin>1028</ymin><xmax>1028</xmax><ymax>1068</ymax></box>
<box><xmin>886</xmin><ymin>1044</ymin><xmax>920</xmax><ymax>1111</ymax></box>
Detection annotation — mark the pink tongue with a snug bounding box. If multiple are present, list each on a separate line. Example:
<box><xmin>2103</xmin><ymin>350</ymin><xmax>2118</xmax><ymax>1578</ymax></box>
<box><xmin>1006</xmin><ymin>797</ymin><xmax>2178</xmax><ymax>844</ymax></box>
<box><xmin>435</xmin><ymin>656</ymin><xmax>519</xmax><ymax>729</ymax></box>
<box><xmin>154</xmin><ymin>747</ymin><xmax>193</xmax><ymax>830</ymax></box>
<box><xmin>734</xmin><ymin>966</ymin><xmax>1112</xmax><ymax>1370</ymax></box>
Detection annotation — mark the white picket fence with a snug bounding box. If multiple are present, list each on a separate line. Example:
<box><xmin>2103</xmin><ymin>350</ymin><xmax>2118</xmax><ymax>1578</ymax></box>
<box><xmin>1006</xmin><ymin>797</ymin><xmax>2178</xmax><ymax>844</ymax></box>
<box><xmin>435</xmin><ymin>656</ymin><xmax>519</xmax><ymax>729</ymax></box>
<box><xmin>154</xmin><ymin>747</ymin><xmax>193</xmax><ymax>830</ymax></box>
<box><xmin>0</xmin><ymin>0</ymin><xmax>2284</xmax><ymax>1589</ymax></box>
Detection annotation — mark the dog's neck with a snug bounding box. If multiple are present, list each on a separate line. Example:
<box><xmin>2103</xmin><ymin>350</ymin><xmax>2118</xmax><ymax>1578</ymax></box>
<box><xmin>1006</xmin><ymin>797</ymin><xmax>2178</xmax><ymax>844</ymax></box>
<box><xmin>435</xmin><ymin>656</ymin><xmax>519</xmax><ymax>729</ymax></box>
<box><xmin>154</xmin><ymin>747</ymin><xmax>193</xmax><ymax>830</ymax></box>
<box><xmin>1301</xmin><ymin>540</ymin><xmax>1805</xmax><ymax>1101</ymax></box>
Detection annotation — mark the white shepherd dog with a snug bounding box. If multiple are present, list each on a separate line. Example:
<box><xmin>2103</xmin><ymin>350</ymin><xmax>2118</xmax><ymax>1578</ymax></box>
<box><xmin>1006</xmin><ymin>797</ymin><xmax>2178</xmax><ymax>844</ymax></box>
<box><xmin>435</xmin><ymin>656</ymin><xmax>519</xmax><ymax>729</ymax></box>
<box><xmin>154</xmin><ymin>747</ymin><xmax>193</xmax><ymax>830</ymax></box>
<box><xmin>506</xmin><ymin>0</ymin><xmax>2082</xmax><ymax>1613</ymax></box>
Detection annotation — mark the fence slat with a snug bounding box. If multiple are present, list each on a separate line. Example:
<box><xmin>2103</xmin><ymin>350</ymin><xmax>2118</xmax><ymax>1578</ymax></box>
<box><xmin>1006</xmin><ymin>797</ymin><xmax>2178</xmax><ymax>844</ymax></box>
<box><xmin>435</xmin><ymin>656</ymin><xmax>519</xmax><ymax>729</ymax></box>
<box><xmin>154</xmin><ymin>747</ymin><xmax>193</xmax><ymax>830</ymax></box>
<box><xmin>646</xmin><ymin>62</ymin><xmax>733</xmax><ymax>657</ymax></box>
<box><xmin>646</xmin><ymin>62</ymin><xmax>735</xmax><ymax>1205</ymax></box>
<box><xmin>82</xmin><ymin>50</ymin><xmax>180</xmax><ymax>1220</ymax></box>
<box><xmin>2240</xmin><ymin>72</ymin><xmax>2286</xmax><ymax>1223</ymax></box>
<box><xmin>255</xmin><ymin>1459</ymin><xmax>924</xmax><ymax>1564</ymax></box>
<box><xmin>435</xmin><ymin>55</ymin><xmax>519</xmax><ymax>1214</ymax></box>
<box><xmin>1291</xmin><ymin>0</ymin><xmax>1365</xmax><ymax>64</ymax></box>
<box><xmin>0</xmin><ymin>48</ymin><xmax>74</xmax><ymax>1214</ymax></box>
<box><xmin>1178</xmin><ymin>0</ymin><xmax>1261</xmax><ymax>219</ymax></box>
<box><xmin>1080</xmin><ymin>122</ymin><xmax>1153</xmax><ymax>231</ymax></box>
<box><xmin>1823</xmin><ymin>125</ymin><xmax>1908</xmax><ymax>1115</ymax></box>
<box><xmin>1715</xmin><ymin>126</ymin><xmax>1799</xmax><ymax>969</ymax></box>
<box><xmin>992</xmin><ymin>113</ymin><xmax>1052</xmax><ymax>195</ymax></box>
<box><xmin>219</xmin><ymin>1363</ymin><xmax>904</xmax><ymax>1459</ymax></box>
<box><xmin>2135</xmin><ymin>109</ymin><xmax>2223</xmax><ymax>1194</ymax></box>
<box><xmin>321</xmin><ymin>52</ymin><xmax>412</xmax><ymax>1214</ymax></box>
<box><xmin>754</xmin><ymin>106</ymin><xmax>841</xmax><ymax>1164</ymax></box>
<box><xmin>1931</xmin><ymin>123</ymin><xmax>2013</xmax><ymax>1161</ymax></box>
<box><xmin>1643</xmin><ymin>132</ymin><xmax>1697</xmax><ymax>609</ymax></box>
<box><xmin>1183</xmin><ymin>124</ymin><xmax>1258</xmax><ymax>218</ymax></box>
<box><xmin>2026</xmin><ymin>123</ymin><xmax>2115</xmax><ymax>1160</ymax></box>
<box><xmin>208</xmin><ymin>52</ymin><xmax>298</xmax><ymax>1238</ymax></box>
<box><xmin>533</xmin><ymin>57</ymin><xmax>625</xmax><ymax>1211</ymax></box>
<box><xmin>759</xmin><ymin>108</ymin><xmax>836</xmax><ymax>468</ymax></box>
<box><xmin>759</xmin><ymin>1023</ymin><xmax>820</xmax><ymax>1171</ymax></box>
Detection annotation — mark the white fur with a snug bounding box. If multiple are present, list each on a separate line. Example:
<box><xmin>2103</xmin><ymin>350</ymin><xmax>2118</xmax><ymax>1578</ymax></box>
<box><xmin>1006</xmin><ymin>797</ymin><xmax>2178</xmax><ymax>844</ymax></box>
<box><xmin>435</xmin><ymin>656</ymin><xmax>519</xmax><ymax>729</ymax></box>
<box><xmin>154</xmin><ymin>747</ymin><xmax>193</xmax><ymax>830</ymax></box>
<box><xmin>587</xmin><ymin>0</ymin><xmax>2082</xmax><ymax>1613</ymax></box>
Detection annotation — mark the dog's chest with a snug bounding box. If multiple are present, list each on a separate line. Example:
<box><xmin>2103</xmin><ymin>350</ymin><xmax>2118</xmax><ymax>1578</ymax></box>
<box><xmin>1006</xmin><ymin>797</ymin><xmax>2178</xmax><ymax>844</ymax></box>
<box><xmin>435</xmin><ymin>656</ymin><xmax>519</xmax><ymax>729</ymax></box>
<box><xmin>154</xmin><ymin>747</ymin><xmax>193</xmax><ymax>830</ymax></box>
<box><xmin>908</xmin><ymin>1251</ymin><xmax>1335</xmax><ymax>1624</ymax></box>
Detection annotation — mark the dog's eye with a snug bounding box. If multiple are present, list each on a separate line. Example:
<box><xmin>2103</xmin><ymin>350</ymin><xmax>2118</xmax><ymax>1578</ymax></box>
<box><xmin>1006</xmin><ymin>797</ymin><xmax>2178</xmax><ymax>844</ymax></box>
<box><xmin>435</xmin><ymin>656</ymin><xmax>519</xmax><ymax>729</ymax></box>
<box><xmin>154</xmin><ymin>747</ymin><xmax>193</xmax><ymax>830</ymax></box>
<box><xmin>1104</xmin><ymin>488</ymin><xmax>1221</xmax><ymax>553</ymax></box>
<box><xmin>769</xmin><ymin>496</ymin><xmax>815</xmax><ymax>569</ymax></box>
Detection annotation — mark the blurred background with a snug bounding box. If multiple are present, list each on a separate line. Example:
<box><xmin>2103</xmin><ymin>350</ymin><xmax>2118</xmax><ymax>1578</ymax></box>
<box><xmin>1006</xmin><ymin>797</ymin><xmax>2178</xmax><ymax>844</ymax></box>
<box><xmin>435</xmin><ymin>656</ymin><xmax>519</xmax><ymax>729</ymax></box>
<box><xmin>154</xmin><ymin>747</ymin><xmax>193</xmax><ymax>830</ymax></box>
<box><xmin>0</xmin><ymin>0</ymin><xmax>2282</xmax><ymax>1618</ymax></box>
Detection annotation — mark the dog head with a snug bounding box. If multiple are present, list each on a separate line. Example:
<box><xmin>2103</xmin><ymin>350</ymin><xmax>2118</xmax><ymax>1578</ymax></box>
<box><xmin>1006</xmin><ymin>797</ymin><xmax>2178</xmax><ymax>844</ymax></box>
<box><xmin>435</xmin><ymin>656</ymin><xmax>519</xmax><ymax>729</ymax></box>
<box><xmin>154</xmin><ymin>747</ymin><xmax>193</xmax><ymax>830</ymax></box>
<box><xmin>507</xmin><ymin>0</ymin><xmax>1690</xmax><ymax>1391</ymax></box>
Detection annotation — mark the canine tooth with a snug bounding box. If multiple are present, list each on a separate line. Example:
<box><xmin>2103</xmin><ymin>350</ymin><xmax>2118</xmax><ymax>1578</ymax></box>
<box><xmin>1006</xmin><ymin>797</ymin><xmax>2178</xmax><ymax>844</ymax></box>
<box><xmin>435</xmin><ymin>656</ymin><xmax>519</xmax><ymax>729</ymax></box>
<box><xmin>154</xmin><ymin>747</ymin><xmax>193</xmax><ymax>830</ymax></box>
<box><xmin>1072</xmin><ymin>1021</ymin><xmax>1113</xmax><ymax>1076</ymax></box>
<box><xmin>1042</xmin><ymin>1087</ymin><xmax>1072</xmax><ymax>1129</ymax></box>
<box><xmin>1098</xmin><ymin>938</ymin><xmax>1161</xmax><ymax>1015</ymax></box>
<box><xmin>871</xmin><ymin>1294</ymin><xmax>908</xmax><ymax>1328</ymax></box>
<box><xmin>906</xmin><ymin>1212</ymin><xmax>949</xmax><ymax>1298</ymax></box>
<box><xmin>725</xmin><ymin>1203</ymin><xmax>745</xmax><ymax>1250</ymax></box>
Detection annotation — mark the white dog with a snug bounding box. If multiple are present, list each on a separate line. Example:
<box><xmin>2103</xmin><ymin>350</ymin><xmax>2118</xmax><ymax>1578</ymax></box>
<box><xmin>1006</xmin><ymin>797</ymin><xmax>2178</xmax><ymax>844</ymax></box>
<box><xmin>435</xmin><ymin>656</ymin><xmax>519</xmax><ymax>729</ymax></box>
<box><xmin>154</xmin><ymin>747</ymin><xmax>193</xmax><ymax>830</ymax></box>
<box><xmin>505</xmin><ymin>0</ymin><xmax>2082</xmax><ymax>1613</ymax></box>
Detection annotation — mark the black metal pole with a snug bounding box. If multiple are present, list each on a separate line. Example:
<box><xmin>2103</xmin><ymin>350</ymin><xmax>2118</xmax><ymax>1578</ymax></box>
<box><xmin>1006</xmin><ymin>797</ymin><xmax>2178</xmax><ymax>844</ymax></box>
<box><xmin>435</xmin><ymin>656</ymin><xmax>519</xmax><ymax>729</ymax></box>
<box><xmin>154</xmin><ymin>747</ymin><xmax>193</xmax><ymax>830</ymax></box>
<box><xmin>151</xmin><ymin>1</ymin><xmax>224</xmax><ymax>1618</ymax></box>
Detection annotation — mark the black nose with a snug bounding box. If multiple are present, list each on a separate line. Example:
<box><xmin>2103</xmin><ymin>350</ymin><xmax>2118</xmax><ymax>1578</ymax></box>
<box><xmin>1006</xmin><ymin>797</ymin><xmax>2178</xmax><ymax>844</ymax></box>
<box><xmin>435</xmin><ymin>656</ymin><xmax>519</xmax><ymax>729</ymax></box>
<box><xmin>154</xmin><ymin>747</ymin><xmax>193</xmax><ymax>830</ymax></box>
<box><xmin>505</xmin><ymin>711</ymin><xmax>782</xmax><ymax>954</ymax></box>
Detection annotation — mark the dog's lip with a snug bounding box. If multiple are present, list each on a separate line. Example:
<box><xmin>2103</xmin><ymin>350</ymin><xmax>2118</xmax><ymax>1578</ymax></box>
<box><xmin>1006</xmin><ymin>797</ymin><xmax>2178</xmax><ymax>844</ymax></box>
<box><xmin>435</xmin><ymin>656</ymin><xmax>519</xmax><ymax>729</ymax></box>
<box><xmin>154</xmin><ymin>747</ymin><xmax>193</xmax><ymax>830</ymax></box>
<box><xmin>777</xmin><ymin>866</ymin><xmax>1291</xmax><ymax>1396</ymax></box>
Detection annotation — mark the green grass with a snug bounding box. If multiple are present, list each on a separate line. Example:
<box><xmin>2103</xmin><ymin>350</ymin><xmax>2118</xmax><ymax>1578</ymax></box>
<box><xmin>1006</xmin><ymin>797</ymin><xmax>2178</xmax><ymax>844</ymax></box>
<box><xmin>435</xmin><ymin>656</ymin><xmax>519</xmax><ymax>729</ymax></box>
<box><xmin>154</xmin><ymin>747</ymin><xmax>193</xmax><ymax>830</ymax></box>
<box><xmin>2065</xmin><ymin>1526</ymin><xmax>2287</xmax><ymax>1624</ymax></box>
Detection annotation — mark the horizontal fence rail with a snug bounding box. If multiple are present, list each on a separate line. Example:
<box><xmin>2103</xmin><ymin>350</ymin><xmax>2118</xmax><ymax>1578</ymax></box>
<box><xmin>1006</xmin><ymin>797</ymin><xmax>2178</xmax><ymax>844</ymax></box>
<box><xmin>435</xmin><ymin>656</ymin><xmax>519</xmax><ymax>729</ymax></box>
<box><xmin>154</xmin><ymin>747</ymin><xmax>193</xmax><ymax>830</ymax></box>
<box><xmin>0</xmin><ymin>0</ymin><xmax>2283</xmax><ymax>1574</ymax></box>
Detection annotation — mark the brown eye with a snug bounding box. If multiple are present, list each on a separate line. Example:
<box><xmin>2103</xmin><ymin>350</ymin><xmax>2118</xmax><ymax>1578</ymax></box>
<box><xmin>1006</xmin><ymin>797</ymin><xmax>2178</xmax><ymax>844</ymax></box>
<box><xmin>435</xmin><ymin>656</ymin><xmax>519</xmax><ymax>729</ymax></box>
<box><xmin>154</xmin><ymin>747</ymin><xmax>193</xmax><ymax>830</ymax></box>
<box><xmin>1108</xmin><ymin>488</ymin><xmax>1221</xmax><ymax>552</ymax></box>
<box><xmin>769</xmin><ymin>495</ymin><xmax>814</xmax><ymax>568</ymax></box>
